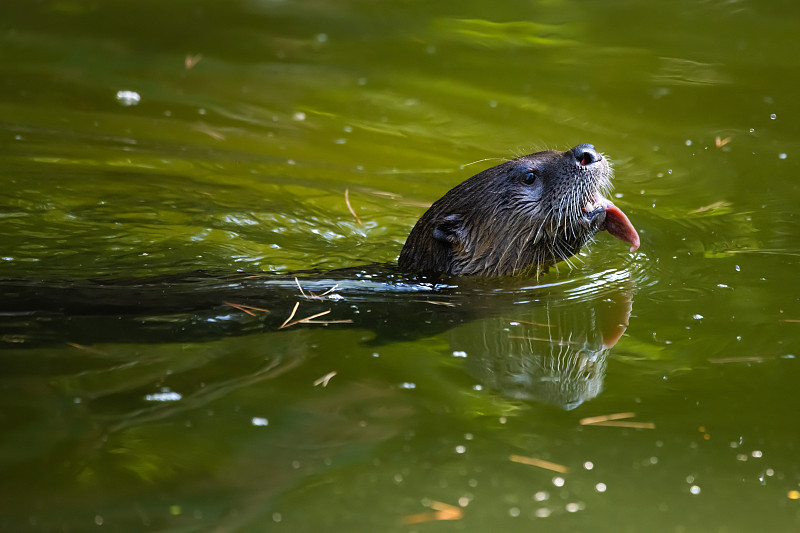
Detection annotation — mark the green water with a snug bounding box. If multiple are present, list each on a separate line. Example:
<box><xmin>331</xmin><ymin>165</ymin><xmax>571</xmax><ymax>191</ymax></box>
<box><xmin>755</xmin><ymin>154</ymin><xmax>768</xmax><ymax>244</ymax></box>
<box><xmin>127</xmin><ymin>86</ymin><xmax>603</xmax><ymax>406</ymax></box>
<box><xmin>2</xmin><ymin>0</ymin><xmax>800</xmax><ymax>531</ymax></box>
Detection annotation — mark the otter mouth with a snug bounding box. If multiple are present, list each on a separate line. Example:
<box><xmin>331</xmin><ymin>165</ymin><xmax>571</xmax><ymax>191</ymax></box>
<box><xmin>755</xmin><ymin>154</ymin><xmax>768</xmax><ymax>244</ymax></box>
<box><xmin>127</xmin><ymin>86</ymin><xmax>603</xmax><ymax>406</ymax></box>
<box><xmin>583</xmin><ymin>196</ymin><xmax>640</xmax><ymax>252</ymax></box>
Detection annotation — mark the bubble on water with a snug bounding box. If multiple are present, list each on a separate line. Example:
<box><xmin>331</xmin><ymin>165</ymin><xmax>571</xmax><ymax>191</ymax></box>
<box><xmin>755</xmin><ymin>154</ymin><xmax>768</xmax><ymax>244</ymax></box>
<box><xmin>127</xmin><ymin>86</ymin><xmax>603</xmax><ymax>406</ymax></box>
<box><xmin>583</xmin><ymin>461</ymin><xmax>594</xmax><ymax>470</ymax></box>
<box><xmin>770</xmin><ymin>113</ymin><xmax>777</xmax><ymax>120</ymax></box>
<box><xmin>690</xmin><ymin>485</ymin><xmax>701</xmax><ymax>495</ymax></box>
<box><xmin>116</xmin><ymin>90</ymin><xmax>141</xmax><ymax>106</ymax></box>
<box><xmin>509</xmin><ymin>507</ymin><xmax>520</xmax><ymax>517</ymax></box>
<box><xmin>535</xmin><ymin>508</ymin><xmax>551</xmax><ymax>518</ymax></box>
<box><xmin>595</xmin><ymin>482</ymin><xmax>607</xmax><ymax>493</ymax></box>
<box><xmin>452</xmin><ymin>350</ymin><xmax>467</xmax><ymax>358</ymax></box>
<box><xmin>251</xmin><ymin>417</ymin><xmax>269</xmax><ymax>427</ymax></box>
<box><xmin>399</xmin><ymin>382</ymin><xmax>416</xmax><ymax>389</ymax></box>
<box><xmin>455</xmin><ymin>445</ymin><xmax>466</xmax><ymax>454</ymax></box>
<box><xmin>293</xmin><ymin>111</ymin><xmax>306</xmax><ymax>121</ymax></box>
<box><xmin>779</xmin><ymin>153</ymin><xmax>787</xmax><ymax>159</ymax></box>
<box><xmin>316</xmin><ymin>33</ymin><xmax>328</xmax><ymax>43</ymax></box>
<box><xmin>552</xmin><ymin>476</ymin><xmax>565</xmax><ymax>487</ymax></box>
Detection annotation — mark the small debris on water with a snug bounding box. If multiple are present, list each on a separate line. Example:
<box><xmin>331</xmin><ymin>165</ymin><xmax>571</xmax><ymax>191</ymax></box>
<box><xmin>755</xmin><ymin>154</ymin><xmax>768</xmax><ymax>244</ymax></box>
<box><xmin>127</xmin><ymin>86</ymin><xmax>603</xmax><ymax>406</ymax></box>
<box><xmin>115</xmin><ymin>90</ymin><xmax>141</xmax><ymax>106</ymax></box>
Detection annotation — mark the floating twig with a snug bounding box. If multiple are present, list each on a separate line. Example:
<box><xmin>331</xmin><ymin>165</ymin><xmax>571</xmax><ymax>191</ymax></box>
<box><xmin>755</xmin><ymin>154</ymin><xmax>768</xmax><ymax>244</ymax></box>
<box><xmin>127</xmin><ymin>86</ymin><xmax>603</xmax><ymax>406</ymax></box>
<box><xmin>509</xmin><ymin>454</ymin><xmax>569</xmax><ymax>473</ymax></box>
<box><xmin>313</xmin><ymin>371</ymin><xmax>337</xmax><ymax>387</ymax></box>
<box><xmin>344</xmin><ymin>188</ymin><xmax>363</xmax><ymax>225</ymax></box>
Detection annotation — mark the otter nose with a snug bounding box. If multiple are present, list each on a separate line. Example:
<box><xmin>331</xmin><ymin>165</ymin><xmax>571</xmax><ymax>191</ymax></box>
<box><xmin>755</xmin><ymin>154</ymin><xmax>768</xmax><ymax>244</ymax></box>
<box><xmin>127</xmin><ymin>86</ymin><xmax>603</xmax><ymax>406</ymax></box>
<box><xmin>569</xmin><ymin>144</ymin><xmax>600</xmax><ymax>166</ymax></box>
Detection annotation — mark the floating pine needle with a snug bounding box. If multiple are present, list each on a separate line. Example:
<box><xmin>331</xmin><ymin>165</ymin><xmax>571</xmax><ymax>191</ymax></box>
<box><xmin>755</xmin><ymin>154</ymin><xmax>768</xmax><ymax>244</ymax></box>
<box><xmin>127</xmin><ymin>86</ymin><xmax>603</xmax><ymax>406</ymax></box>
<box><xmin>579</xmin><ymin>412</ymin><xmax>636</xmax><ymax>425</ymax></box>
<box><xmin>317</xmin><ymin>283</ymin><xmax>340</xmax><ymax>297</ymax></box>
<box><xmin>294</xmin><ymin>277</ymin><xmax>308</xmax><ymax>298</ymax></box>
<box><xmin>66</xmin><ymin>342</ymin><xmax>107</xmax><ymax>355</ymax></box>
<box><xmin>344</xmin><ymin>188</ymin><xmax>363</xmax><ymax>225</ymax></box>
<box><xmin>708</xmin><ymin>356</ymin><xmax>769</xmax><ymax>364</ymax></box>
<box><xmin>279</xmin><ymin>302</ymin><xmax>300</xmax><ymax>329</ymax></box>
<box><xmin>401</xmin><ymin>501</ymin><xmax>462</xmax><ymax>524</ymax></box>
<box><xmin>589</xmin><ymin>421</ymin><xmax>656</xmax><ymax>429</ymax></box>
<box><xmin>689</xmin><ymin>200</ymin><xmax>730</xmax><ymax>214</ymax></box>
<box><xmin>313</xmin><ymin>371</ymin><xmax>337</xmax><ymax>387</ymax></box>
<box><xmin>223</xmin><ymin>301</ymin><xmax>269</xmax><ymax>316</ymax></box>
<box><xmin>780</xmin><ymin>319</ymin><xmax>800</xmax><ymax>323</ymax></box>
<box><xmin>185</xmin><ymin>53</ymin><xmax>203</xmax><ymax>69</ymax></box>
<box><xmin>193</xmin><ymin>124</ymin><xmax>226</xmax><ymax>140</ymax></box>
<box><xmin>279</xmin><ymin>306</ymin><xmax>353</xmax><ymax>329</ymax></box>
<box><xmin>580</xmin><ymin>412</ymin><xmax>654</xmax><ymax>429</ymax></box>
<box><xmin>509</xmin><ymin>454</ymin><xmax>569</xmax><ymax>473</ymax></box>
<box><xmin>294</xmin><ymin>277</ymin><xmax>340</xmax><ymax>299</ymax></box>
<box><xmin>411</xmin><ymin>299</ymin><xmax>458</xmax><ymax>307</ymax></box>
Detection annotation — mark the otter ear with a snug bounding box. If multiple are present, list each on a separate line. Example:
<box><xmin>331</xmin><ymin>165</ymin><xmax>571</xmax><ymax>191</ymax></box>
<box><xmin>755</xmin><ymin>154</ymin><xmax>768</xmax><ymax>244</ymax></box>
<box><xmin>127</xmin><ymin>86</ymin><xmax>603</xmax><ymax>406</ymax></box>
<box><xmin>432</xmin><ymin>213</ymin><xmax>466</xmax><ymax>246</ymax></box>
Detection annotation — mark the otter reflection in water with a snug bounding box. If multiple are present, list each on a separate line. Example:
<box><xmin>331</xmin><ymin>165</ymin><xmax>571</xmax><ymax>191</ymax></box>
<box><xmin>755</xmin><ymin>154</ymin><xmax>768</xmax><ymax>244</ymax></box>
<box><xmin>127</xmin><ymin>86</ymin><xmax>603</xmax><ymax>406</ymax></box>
<box><xmin>450</xmin><ymin>282</ymin><xmax>633</xmax><ymax>409</ymax></box>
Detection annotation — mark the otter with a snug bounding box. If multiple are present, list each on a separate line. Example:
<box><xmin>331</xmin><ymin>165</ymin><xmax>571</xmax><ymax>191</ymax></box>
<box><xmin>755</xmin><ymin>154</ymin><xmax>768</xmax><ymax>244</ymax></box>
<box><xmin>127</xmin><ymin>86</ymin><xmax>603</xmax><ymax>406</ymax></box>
<box><xmin>398</xmin><ymin>144</ymin><xmax>639</xmax><ymax>276</ymax></box>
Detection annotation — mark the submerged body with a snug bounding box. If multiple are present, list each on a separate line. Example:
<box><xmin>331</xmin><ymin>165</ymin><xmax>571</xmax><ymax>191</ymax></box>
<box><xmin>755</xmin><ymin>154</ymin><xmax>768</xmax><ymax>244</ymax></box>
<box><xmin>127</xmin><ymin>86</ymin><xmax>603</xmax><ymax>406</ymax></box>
<box><xmin>398</xmin><ymin>144</ymin><xmax>639</xmax><ymax>276</ymax></box>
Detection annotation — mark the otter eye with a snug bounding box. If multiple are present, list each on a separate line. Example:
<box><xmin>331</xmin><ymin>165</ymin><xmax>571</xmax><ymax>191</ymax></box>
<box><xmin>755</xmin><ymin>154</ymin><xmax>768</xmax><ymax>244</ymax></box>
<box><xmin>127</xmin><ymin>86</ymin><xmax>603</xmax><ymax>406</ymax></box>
<box><xmin>522</xmin><ymin>171</ymin><xmax>537</xmax><ymax>185</ymax></box>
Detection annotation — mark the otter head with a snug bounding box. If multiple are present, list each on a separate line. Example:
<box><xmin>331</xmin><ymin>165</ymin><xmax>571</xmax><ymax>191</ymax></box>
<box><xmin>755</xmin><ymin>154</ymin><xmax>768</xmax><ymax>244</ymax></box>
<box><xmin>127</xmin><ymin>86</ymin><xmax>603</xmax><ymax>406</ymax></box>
<box><xmin>398</xmin><ymin>144</ymin><xmax>639</xmax><ymax>276</ymax></box>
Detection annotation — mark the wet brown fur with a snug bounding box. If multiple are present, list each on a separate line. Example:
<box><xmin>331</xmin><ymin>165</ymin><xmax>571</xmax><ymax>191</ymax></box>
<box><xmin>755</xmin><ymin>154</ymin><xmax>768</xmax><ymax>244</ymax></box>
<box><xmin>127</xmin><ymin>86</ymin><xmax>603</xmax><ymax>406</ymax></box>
<box><xmin>398</xmin><ymin>146</ymin><xmax>612</xmax><ymax>276</ymax></box>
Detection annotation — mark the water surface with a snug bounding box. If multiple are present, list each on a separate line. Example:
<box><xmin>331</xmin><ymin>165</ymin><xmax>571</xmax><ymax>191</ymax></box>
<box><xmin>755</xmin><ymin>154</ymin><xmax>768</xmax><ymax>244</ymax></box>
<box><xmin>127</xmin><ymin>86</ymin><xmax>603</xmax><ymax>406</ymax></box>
<box><xmin>2</xmin><ymin>0</ymin><xmax>800</xmax><ymax>531</ymax></box>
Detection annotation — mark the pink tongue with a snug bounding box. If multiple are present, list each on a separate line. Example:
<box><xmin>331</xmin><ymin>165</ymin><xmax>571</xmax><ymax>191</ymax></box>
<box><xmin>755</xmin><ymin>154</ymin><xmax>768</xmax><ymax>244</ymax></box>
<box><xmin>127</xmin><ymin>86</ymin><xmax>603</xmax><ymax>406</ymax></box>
<box><xmin>599</xmin><ymin>199</ymin><xmax>640</xmax><ymax>252</ymax></box>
